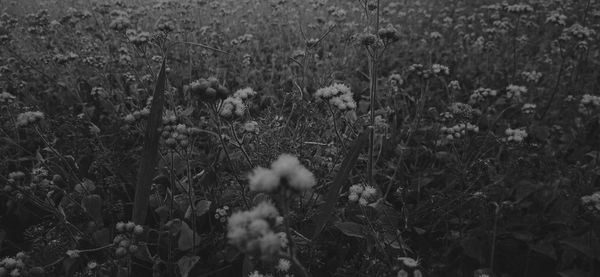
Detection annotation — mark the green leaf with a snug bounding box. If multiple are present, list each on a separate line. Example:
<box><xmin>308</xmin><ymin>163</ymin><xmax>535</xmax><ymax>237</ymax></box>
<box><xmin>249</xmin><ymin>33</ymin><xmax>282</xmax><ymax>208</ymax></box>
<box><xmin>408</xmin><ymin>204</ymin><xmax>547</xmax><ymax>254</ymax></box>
<box><xmin>560</xmin><ymin>232</ymin><xmax>600</xmax><ymax>261</ymax></box>
<box><xmin>185</xmin><ymin>200</ymin><xmax>212</xmax><ymax>219</ymax></box>
<box><xmin>529</xmin><ymin>242</ymin><xmax>557</xmax><ymax>260</ymax></box>
<box><xmin>312</xmin><ymin>131</ymin><xmax>368</xmax><ymax>240</ymax></box>
<box><xmin>334</xmin><ymin>222</ymin><xmax>366</xmax><ymax>238</ymax></box>
<box><xmin>177</xmin><ymin>255</ymin><xmax>200</xmax><ymax>277</ymax></box>
<box><xmin>81</xmin><ymin>194</ymin><xmax>102</xmax><ymax>221</ymax></box>
<box><xmin>132</xmin><ymin>57</ymin><xmax>167</xmax><ymax>224</ymax></box>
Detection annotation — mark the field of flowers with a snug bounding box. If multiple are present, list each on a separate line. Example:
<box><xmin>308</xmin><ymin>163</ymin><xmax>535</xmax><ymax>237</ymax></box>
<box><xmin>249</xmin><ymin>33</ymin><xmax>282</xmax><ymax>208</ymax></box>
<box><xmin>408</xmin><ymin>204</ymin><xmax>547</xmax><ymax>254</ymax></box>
<box><xmin>1</xmin><ymin>0</ymin><xmax>600</xmax><ymax>276</ymax></box>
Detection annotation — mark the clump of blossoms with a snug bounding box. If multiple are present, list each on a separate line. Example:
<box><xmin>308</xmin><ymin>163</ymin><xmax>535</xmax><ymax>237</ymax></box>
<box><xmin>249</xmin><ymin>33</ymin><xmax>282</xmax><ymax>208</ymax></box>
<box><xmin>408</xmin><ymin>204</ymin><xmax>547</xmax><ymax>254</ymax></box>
<box><xmin>159</xmin><ymin>115</ymin><xmax>201</xmax><ymax>149</ymax></box>
<box><xmin>113</xmin><ymin>221</ymin><xmax>144</xmax><ymax>258</ymax></box>
<box><xmin>348</xmin><ymin>184</ymin><xmax>377</xmax><ymax>206</ymax></box>
<box><xmin>504</xmin><ymin>128</ymin><xmax>528</xmax><ymax>142</ymax></box>
<box><xmin>314</xmin><ymin>83</ymin><xmax>357</xmax><ymax>111</ymax></box>
<box><xmin>109</xmin><ymin>13</ymin><xmax>130</xmax><ymax>31</ymax></box>
<box><xmin>431</xmin><ymin>64</ymin><xmax>450</xmax><ymax>76</ymax></box>
<box><xmin>0</xmin><ymin>91</ymin><xmax>16</xmax><ymax>105</ymax></box>
<box><xmin>242</xmin><ymin>120</ymin><xmax>259</xmax><ymax>134</ymax></box>
<box><xmin>506</xmin><ymin>4</ymin><xmax>533</xmax><ymax>14</ymax></box>
<box><xmin>395</xmin><ymin>257</ymin><xmax>423</xmax><ymax>277</ymax></box>
<box><xmin>215</xmin><ymin>205</ymin><xmax>230</xmax><ymax>223</ymax></box>
<box><xmin>521</xmin><ymin>71</ymin><xmax>542</xmax><ymax>83</ymax></box>
<box><xmin>0</xmin><ymin>252</ymin><xmax>43</xmax><ymax>277</ymax></box>
<box><xmin>16</xmin><ymin>111</ymin><xmax>44</xmax><ymax>127</ymax></box>
<box><xmin>546</xmin><ymin>11</ymin><xmax>567</xmax><ymax>26</ymax></box>
<box><xmin>506</xmin><ymin>85</ymin><xmax>527</xmax><ymax>100</ymax></box>
<box><xmin>441</xmin><ymin>123</ymin><xmax>479</xmax><ymax>140</ymax></box>
<box><xmin>469</xmin><ymin>87</ymin><xmax>498</xmax><ymax>104</ymax></box>
<box><xmin>563</xmin><ymin>23</ymin><xmax>596</xmax><ymax>41</ymax></box>
<box><xmin>578</xmin><ymin>94</ymin><xmax>600</xmax><ymax>115</ymax></box>
<box><xmin>581</xmin><ymin>191</ymin><xmax>600</xmax><ymax>213</ymax></box>
<box><xmin>227</xmin><ymin>201</ymin><xmax>286</xmax><ymax>262</ymax></box>
<box><xmin>189</xmin><ymin>77</ymin><xmax>230</xmax><ymax>102</ymax></box>
<box><xmin>123</xmin><ymin>108</ymin><xmax>150</xmax><ymax>124</ymax></box>
<box><xmin>248</xmin><ymin>154</ymin><xmax>316</xmax><ymax>193</ymax></box>
<box><xmin>233</xmin><ymin>87</ymin><xmax>257</xmax><ymax>100</ymax></box>
<box><xmin>125</xmin><ymin>29</ymin><xmax>151</xmax><ymax>46</ymax></box>
<box><xmin>521</xmin><ymin>103</ymin><xmax>537</xmax><ymax>114</ymax></box>
<box><xmin>220</xmin><ymin>96</ymin><xmax>246</xmax><ymax>118</ymax></box>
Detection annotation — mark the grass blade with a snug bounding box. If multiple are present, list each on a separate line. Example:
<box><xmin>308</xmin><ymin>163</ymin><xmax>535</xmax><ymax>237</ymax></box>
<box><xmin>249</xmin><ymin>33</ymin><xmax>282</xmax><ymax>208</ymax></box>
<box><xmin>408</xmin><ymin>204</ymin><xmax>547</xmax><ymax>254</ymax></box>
<box><xmin>311</xmin><ymin>131</ymin><xmax>368</xmax><ymax>240</ymax></box>
<box><xmin>132</xmin><ymin>58</ymin><xmax>167</xmax><ymax>224</ymax></box>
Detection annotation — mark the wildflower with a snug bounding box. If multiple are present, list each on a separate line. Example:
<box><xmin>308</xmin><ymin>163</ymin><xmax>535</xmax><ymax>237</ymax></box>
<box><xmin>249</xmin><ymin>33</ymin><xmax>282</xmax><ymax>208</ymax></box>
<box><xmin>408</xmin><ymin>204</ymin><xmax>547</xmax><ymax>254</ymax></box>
<box><xmin>314</xmin><ymin>83</ymin><xmax>356</xmax><ymax>111</ymax></box>
<box><xmin>276</xmin><ymin>259</ymin><xmax>291</xmax><ymax>272</ymax></box>
<box><xmin>506</xmin><ymin>4</ymin><xmax>533</xmax><ymax>14</ymax></box>
<box><xmin>0</xmin><ymin>91</ymin><xmax>16</xmax><ymax>104</ymax></box>
<box><xmin>546</xmin><ymin>12</ymin><xmax>566</xmax><ymax>26</ymax></box>
<box><xmin>398</xmin><ymin>257</ymin><xmax>419</xmax><ymax>267</ymax></box>
<box><xmin>15</xmin><ymin>111</ymin><xmax>44</xmax><ymax>127</ymax></box>
<box><xmin>134</xmin><ymin>225</ymin><xmax>144</xmax><ymax>235</ymax></box>
<box><xmin>469</xmin><ymin>87</ymin><xmax>498</xmax><ymax>104</ymax></box>
<box><xmin>521</xmin><ymin>71</ymin><xmax>542</xmax><ymax>83</ymax></box>
<box><xmin>563</xmin><ymin>23</ymin><xmax>595</xmax><ymax>41</ymax></box>
<box><xmin>87</xmin><ymin>261</ymin><xmax>98</xmax><ymax>270</ymax></box>
<box><xmin>521</xmin><ymin>103</ymin><xmax>536</xmax><ymax>114</ymax></box>
<box><xmin>66</xmin><ymin>250</ymin><xmax>80</xmax><ymax>259</ymax></box>
<box><xmin>109</xmin><ymin>16</ymin><xmax>130</xmax><ymax>31</ymax></box>
<box><xmin>504</xmin><ymin>128</ymin><xmax>528</xmax><ymax>142</ymax></box>
<box><xmin>248</xmin><ymin>167</ymin><xmax>280</xmax><ymax>192</ymax></box>
<box><xmin>578</xmin><ymin>94</ymin><xmax>600</xmax><ymax>114</ymax></box>
<box><xmin>348</xmin><ymin>184</ymin><xmax>377</xmax><ymax>205</ymax></box>
<box><xmin>448</xmin><ymin>80</ymin><xmax>460</xmax><ymax>90</ymax></box>
<box><xmin>233</xmin><ymin>87</ymin><xmax>257</xmax><ymax>100</ymax></box>
<box><xmin>220</xmin><ymin>96</ymin><xmax>246</xmax><ymax>118</ymax></box>
<box><xmin>242</xmin><ymin>121</ymin><xmax>259</xmax><ymax>133</ymax></box>
<box><xmin>397</xmin><ymin>269</ymin><xmax>408</xmax><ymax>277</ymax></box>
<box><xmin>227</xmin><ymin>202</ymin><xmax>282</xmax><ymax>261</ymax></box>
<box><xmin>378</xmin><ymin>24</ymin><xmax>400</xmax><ymax>43</ymax></box>
<box><xmin>357</xmin><ymin>33</ymin><xmax>379</xmax><ymax>47</ymax></box>
<box><xmin>431</xmin><ymin>64</ymin><xmax>450</xmax><ymax>76</ymax></box>
<box><xmin>506</xmin><ymin>85</ymin><xmax>527</xmax><ymax>99</ymax></box>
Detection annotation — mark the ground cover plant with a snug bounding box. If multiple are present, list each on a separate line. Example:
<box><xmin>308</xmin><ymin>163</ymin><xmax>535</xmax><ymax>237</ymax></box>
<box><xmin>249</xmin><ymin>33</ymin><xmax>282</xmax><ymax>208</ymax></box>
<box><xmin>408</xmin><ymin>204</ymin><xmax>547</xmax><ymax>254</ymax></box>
<box><xmin>1</xmin><ymin>0</ymin><xmax>600</xmax><ymax>276</ymax></box>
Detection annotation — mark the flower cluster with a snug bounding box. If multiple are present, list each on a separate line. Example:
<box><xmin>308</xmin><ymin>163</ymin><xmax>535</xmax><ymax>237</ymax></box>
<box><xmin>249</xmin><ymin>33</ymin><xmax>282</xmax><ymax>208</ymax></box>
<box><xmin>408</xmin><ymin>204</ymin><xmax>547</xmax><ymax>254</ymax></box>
<box><xmin>242</xmin><ymin>120</ymin><xmax>259</xmax><ymax>134</ymax></box>
<box><xmin>431</xmin><ymin>64</ymin><xmax>450</xmax><ymax>76</ymax></box>
<box><xmin>227</xmin><ymin>201</ymin><xmax>285</xmax><ymax>261</ymax></box>
<box><xmin>581</xmin><ymin>191</ymin><xmax>600</xmax><ymax>212</ymax></box>
<box><xmin>521</xmin><ymin>103</ymin><xmax>537</xmax><ymax>114</ymax></box>
<box><xmin>469</xmin><ymin>87</ymin><xmax>498</xmax><ymax>104</ymax></box>
<box><xmin>348</xmin><ymin>184</ymin><xmax>377</xmax><ymax>206</ymax></box>
<box><xmin>0</xmin><ymin>91</ymin><xmax>15</xmax><ymax>104</ymax></box>
<box><xmin>109</xmin><ymin>13</ymin><xmax>131</xmax><ymax>31</ymax></box>
<box><xmin>521</xmin><ymin>71</ymin><xmax>542</xmax><ymax>83</ymax></box>
<box><xmin>563</xmin><ymin>23</ymin><xmax>596</xmax><ymax>41</ymax></box>
<box><xmin>123</xmin><ymin>108</ymin><xmax>150</xmax><ymax>124</ymax></box>
<box><xmin>314</xmin><ymin>83</ymin><xmax>356</xmax><ymax>111</ymax></box>
<box><xmin>233</xmin><ymin>87</ymin><xmax>257</xmax><ymax>100</ymax></box>
<box><xmin>190</xmin><ymin>77</ymin><xmax>230</xmax><ymax>101</ymax></box>
<box><xmin>578</xmin><ymin>94</ymin><xmax>600</xmax><ymax>114</ymax></box>
<box><xmin>16</xmin><ymin>111</ymin><xmax>44</xmax><ymax>127</ymax></box>
<box><xmin>220</xmin><ymin>96</ymin><xmax>247</xmax><ymax>118</ymax></box>
<box><xmin>126</xmin><ymin>29</ymin><xmax>151</xmax><ymax>46</ymax></box>
<box><xmin>215</xmin><ymin>205</ymin><xmax>230</xmax><ymax>223</ymax></box>
<box><xmin>506</xmin><ymin>4</ymin><xmax>533</xmax><ymax>14</ymax></box>
<box><xmin>396</xmin><ymin>257</ymin><xmax>422</xmax><ymax>277</ymax></box>
<box><xmin>546</xmin><ymin>12</ymin><xmax>567</xmax><ymax>26</ymax></box>
<box><xmin>504</xmin><ymin>128</ymin><xmax>528</xmax><ymax>142</ymax></box>
<box><xmin>113</xmin><ymin>221</ymin><xmax>144</xmax><ymax>258</ymax></box>
<box><xmin>159</xmin><ymin>119</ymin><xmax>200</xmax><ymax>149</ymax></box>
<box><xmin>0</xmin><ymin>252</ymin><xmax>42</xmax><ymax>277</ymax></box>
<box><xmin>441</xmin><ymin>123</ymin><xmax>479</xmax><ymax>140</ymax></box>
<box><xmin>506</xmin><ymin>85</ymin><xmax>527</xmax><ymax>100</ymax></box>
<box><xmin>378</xmin><ymin>24</ymin><xmax>400</xmax><ymax>44</ymax></box>
<box><xmin>248</xmin><ymin>154</ymin><xmax>316</xmax><ymax>192</ymax></box>
<box><xmin>448</xmin><ymin>80</ymin><xmax>461</xmax><ymax>91</ymax></box>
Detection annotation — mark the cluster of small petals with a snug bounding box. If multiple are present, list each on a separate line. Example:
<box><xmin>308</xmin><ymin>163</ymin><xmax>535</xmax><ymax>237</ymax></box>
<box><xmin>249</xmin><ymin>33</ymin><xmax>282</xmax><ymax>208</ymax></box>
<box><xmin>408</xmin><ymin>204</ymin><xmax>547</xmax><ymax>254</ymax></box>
<box><xmin>242</xmin><ymin>121</ymin><xmax>259</xmax><ymax>133</ymax></box>
<box><xmin>581</xmin><ymin>191</ymin><xmax>600</xmax><ymax>212</ymax></box>
<box><xmin>227</xmin><ymin>202</ymin><xmax>284</xmax><ymax>261</ymax></box>
<box><xmin>314</xmin><ymin>83</ymin><xmax>356</xmax><ymax>111</ymax></box>
<box><xmin>220</xmin><ymin>96</ymin><xmax>246</xmax><ymax>118</ymax></box>
<box><xmin>448</xmin><ymin>80</ymin><xmax>461</xmax><ymax>90</ymax></box>
<box><xmin>348</xmin><ymin>184</ymin><xmax>377</xmax><ymax>206</ymax></box>
<box><xmin>578</xmin><ymin>94</ymin><xmax>600</xmax><ymax>114</ymax></box>
<box><xmin>0</xmin><ymin>253</ymin><xmax>28</xmax><ymax>277</ymax></box>
<box><xmin>469</xmin><ymin>87</ymin><xmax>498</xmax><ymax>104</ymax></box>
<box><xmin>563</xmin><ymin>23</ymin><xmax>596</xmax><ymax>41</ymax></box>
<box><xmin>233</xmin><ymin>87</ymin><xmax>257</xmax><ymax>100</ymax></box>
<box><xmin>276</xmin><ymin>259</ymin><xmax>291</xmax><ymax>272</ymax></box>
<box><xmin>249</xmin><ymin>154</ymin><xmax>316</xmax><ymax>192</ymax></box>
<box><xmin>125</xmin><ymin>29</ymin><xmax>151</xmax><ymax>45</ymax></box>
<box><xmin>506</xmin><ymin>4</ymin><xmax>533</xmax><ymax>14</ymax></box>
<box><xmin>441</xmin><ymin>123</ymin><xmax>479</xmax><ymax>140</ymax></box>
<box><xmin>16</xmin><ymin>111</ymin><xmax>44</xmax><ymax>127</ymax></box>
<box><xmin>521</xmin><ymin>103</ymin><xmax>537</xmax><ymax>114</ymax></box>
<box><xmin>546</xmin><ymin>12</ymin><xmax>567</xmax><ymax>26</ymax></box>
<box><xmin>521</xmin><ymin>71</ymin><xmax>542</xmax><ymax>83</ymax></box>
<box><xmin>504</xmin><ymin>128</ymin><xmax>528</xmax><ymax>142</ymax></box>
<box><xmin>378</xmin><ymin>24</ymin><xmax>400</xmax><ymax>43</ymax></box>
<box><xmin>431</xmin><ymin>64</ymin><xmax>450</xmax><ymax>76</ymax></box>
<box><xmin>0</xmin><ymin>91</ymin><xmax>16</xmax><ymax>104</ymax></box>
<box><xmin>506</xmin><ymin>85</ymin><xmax>527</xmax><ymax>99</ymax></box>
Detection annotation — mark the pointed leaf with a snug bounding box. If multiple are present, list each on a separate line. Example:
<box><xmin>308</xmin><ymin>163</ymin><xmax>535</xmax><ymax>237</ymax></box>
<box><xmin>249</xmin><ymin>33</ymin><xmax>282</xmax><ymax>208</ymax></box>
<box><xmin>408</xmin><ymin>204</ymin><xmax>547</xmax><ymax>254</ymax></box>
<box><xmin>334</xmin><ymin>222</ymin><xmax>366</xmax><ymax>238</ymax></box>
<box><xmin>177</xmin><ymin>255</ymin><xmax>200</xmax><ymax>277</ymax></box>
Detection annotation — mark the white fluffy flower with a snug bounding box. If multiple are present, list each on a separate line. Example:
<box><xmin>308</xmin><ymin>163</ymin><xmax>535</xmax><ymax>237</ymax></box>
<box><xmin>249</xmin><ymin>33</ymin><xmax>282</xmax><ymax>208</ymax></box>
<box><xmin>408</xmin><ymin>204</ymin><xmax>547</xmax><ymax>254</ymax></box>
<box><xmin>276</xmin><ymin>259</ymin><xmax>291</xmax><ymax>272</ymax></box>
<box><xmin>248</xmin><ymin>167</ymin><xmax>280</xmax><ymax>192</ymax></box>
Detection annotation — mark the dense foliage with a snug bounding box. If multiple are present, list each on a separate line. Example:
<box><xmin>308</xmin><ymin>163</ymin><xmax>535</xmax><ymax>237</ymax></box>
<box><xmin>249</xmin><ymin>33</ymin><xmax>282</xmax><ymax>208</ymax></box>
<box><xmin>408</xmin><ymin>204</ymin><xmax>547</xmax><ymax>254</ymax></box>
<box><xmin>1</xmin><ymin>0</ymin><xmax>600</xmax><ymax>276</ymax></box>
